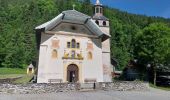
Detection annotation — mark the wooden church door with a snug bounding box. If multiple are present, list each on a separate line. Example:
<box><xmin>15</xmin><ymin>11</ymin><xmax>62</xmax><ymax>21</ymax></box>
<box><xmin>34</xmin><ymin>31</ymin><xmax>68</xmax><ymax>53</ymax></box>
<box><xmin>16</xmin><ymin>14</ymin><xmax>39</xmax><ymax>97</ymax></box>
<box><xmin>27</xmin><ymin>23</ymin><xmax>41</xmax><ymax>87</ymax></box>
<box><xmin>67</xmin><ymin>64</ymin><xmax>79</xmax><ymax>82</ymax></box>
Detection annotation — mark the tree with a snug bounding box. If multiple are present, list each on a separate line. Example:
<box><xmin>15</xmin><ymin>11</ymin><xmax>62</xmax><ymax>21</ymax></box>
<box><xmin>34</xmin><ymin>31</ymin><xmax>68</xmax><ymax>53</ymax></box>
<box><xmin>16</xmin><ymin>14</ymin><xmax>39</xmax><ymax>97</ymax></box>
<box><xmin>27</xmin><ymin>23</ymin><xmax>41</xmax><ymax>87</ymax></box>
<box><xmin>136</xmin><ymin>23</ymin><xmax>170</xmax><ymax>85</ymax></box>
<box><xmin>81</xmin><ymin>0</ymin><xmax>92</xmax><ymax>15</ymax></box>
<box><xmin>0</xmin><ymin>0</ymin><xmax>170</xmax><ymax>74</ymax></box>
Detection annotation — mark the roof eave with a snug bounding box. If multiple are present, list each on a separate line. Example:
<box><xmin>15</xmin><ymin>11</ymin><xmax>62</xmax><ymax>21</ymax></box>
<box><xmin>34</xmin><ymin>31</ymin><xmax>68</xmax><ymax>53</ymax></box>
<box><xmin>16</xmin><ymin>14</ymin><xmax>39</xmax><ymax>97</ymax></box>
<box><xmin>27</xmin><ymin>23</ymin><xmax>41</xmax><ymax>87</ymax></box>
<box><xmin>35</xmin><ymin>13</ymin><xmax>64</xmax><ymax>31</ymax></box>
<box><xmin>100</xmin><ymin>34</ymin><xmax>110</xmax><ymax>41</ymax></box>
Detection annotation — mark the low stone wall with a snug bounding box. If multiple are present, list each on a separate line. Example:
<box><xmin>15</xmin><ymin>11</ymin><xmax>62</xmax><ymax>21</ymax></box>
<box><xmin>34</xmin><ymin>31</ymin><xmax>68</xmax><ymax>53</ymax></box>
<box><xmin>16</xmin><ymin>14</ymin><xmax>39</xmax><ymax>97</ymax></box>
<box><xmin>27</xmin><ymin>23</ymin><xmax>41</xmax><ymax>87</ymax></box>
<box><xmin>0</xmin><ymin>83</ymin><xmax>80</xmax><ymax>94</ymax></box>
<box><xmin>96</xmin><ymin>81</ymin><xmax>149</xmax><ymax>91</ymax></box>
<box><xmin>0</xmin><ymin>81</ymin><xmax>149</xmax><ymax>94</ymax></box>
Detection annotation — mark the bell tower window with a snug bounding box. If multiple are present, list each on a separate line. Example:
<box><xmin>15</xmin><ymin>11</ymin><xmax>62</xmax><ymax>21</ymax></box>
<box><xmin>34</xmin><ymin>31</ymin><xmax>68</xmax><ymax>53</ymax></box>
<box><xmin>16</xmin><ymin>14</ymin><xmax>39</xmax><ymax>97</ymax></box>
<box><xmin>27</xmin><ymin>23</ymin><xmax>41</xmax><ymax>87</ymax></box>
<box><xmin>95</xmin><ymin>20</ymin><xmax>99</xmax><ymax>25</ymax></box>
<box><xmin>95</xmin><ymin>6</ymin><xmax>103</xmax><ymax>14</ymax></box>
<box><xmin>100</xmin><ymin>7</ymin><xmax>102</xmax><ymax>13</ymax></box>
<box><xmin>96</xmin><ymin>7</ymin><xmax>99</xmax><ymax>13</ymax></box>
<box><xmin>103</xmin><ymin>21</ymin><xmax>106</xmax><ymax>26</ymax></box>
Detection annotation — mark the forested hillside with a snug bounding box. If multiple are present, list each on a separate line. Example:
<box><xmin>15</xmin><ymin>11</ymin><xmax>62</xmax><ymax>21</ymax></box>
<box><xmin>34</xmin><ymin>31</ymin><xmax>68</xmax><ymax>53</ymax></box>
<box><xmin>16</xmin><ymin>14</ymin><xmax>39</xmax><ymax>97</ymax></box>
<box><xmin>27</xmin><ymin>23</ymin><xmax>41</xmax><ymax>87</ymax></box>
<box><xmin>0</xmin><ymin>0</ymin><xmax>170</xmax><ymax>72</ymax></box>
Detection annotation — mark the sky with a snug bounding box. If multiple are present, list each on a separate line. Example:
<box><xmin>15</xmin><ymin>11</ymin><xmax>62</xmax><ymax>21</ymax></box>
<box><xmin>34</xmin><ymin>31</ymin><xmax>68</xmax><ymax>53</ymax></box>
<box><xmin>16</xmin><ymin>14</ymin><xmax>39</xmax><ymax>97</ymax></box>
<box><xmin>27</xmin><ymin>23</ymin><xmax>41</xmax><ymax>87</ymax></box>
<box><xmin>91</xmin><ymin>0</ymin><xmax>170</xmax><ymax>18</ymax></box>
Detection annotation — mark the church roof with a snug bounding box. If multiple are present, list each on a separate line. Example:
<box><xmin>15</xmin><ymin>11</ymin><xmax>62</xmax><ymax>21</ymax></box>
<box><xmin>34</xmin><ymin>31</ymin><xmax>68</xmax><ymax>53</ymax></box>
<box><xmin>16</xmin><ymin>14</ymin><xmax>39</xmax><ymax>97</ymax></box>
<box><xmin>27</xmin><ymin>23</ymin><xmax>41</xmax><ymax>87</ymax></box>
<box><xmin>62</xmin><ymin>10</ymin><xmax>90</xmax><ymax>20</ymax></box>
<box><xmin>35</xmin><ymin>10</ymin><xmax>110</xmax><ymax>42</ymax></box>
<box><xmin>92</xmin><ymin>15</ymin><xmax>109</xmax><ymax>20</ymax></box>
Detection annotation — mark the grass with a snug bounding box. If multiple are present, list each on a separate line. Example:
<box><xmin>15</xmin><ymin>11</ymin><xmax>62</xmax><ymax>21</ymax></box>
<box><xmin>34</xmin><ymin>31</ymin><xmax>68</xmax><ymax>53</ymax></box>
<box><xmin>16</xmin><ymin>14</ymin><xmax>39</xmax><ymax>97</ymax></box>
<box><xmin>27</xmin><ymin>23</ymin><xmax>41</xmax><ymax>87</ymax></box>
<box><xmin>149</xmin><ymin>83</ymin><xmax>170</xmax><ymax>91</ymax></box>
<box><xmin>0</xmin><ymin>68</ymin><xmax>26</xmax><ymax>74</ymax></box>
<box><xmin>0</xmin><ymin>74</ymin><xmax>25</xmax><ymax>79</ymax></box>
<box><xmin>0</xmin><ymin>74</ymin><xmax>33</xmax><ymax>84</ymax></box>
<box><xmin>0</xmin><ymin>68</ymin><xmax>33</xmax><ymax>84</ymax></box>
<box><xmin>13</xmin><ymin>74</ymin><xmax>33</xmax><ymax>84</ymax></box>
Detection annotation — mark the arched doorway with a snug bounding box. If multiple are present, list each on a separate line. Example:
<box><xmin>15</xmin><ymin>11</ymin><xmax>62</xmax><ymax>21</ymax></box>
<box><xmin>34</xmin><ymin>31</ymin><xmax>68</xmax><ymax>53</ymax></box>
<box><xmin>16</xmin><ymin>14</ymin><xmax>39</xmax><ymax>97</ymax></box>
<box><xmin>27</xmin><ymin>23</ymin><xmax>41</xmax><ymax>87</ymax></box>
<box><xmin>67</xmin><ymin>64</ymin><xmax>79</xmax><ymax>82</ymax></box>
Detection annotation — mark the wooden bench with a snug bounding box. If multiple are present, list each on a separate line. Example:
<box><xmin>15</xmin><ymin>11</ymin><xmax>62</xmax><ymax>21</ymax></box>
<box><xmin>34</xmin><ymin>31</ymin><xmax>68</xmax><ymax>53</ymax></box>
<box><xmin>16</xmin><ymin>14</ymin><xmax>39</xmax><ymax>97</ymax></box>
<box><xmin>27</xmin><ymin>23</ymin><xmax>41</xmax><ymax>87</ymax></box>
<box><xmin>84</xmin><ymin>78</ymin><xmax>96</xmax><ymax>83</ymax></box>
<box><xmin>48</xmin><ymin>79</ymin><xmax>62</xmax><ymax>83</ymax></box>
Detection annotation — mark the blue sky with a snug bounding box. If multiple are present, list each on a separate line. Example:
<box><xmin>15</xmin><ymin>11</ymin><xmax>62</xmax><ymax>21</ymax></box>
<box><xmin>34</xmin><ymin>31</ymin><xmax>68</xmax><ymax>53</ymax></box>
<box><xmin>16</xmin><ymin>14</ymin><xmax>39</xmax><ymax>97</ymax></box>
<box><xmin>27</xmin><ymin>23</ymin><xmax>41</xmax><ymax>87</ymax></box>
<box><xmin>91</xmin><ymin>0</ymin><xmax>170</xmax><ymax>18</ymax></box>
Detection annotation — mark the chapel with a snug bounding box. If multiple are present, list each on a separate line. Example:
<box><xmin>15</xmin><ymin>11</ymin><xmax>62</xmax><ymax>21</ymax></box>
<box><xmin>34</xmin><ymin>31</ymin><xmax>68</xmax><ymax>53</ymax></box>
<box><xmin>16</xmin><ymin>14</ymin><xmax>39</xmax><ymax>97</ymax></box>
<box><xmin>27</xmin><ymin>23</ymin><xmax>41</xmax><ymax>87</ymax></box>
<box><xmin>35</xmin><ymin>0</ymin><xmax>113</xmax><ymax>83</ymax></box>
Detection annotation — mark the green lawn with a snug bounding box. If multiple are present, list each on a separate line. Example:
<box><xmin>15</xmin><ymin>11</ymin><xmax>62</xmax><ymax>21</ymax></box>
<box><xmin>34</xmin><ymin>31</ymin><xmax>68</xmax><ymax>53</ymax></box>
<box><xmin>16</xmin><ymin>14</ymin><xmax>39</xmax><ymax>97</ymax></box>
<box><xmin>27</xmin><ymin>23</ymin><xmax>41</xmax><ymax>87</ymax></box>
<box><xmin>0</xmin><ymin>74</ymin><xmax>24</xmax><ymax>79</ymax></box>
<box><xmin>13</xmin><ymin>74</ymin><xmax>33</xmax><ymax>84</ymax></box>
<box><xmin>0</xmin><ymin>68</ymin><xmax>33</xmax><ymax>84</ymax></box>
<box><xmin>0</xmin><ymin>74</ymin><xmax>33</xmax><ymax>84</ymax></box>
<box><xmin>0</xmin><ymin>68</ymin><xmax>26</xmax><ymax>74</ymax></box>
<box><xmin>150</xmin><ymin>83</ymin><xmax>170</xmax><ymax>91</ymax></box>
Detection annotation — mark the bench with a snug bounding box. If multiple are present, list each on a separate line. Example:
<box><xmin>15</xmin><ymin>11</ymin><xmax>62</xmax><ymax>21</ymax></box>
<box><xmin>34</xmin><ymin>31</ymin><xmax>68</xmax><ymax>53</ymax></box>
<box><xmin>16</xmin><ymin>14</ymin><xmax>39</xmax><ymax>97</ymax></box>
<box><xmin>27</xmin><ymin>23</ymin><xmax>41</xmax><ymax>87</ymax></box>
<box><xmin>48</xmin><ymin>79</ymin><xmax>62</xmax><ymax>83</ymax></box>
<box><xmin>84</xmin><ymin>78</ymin><xmax>96</xmax><ymax>83</ymax></box>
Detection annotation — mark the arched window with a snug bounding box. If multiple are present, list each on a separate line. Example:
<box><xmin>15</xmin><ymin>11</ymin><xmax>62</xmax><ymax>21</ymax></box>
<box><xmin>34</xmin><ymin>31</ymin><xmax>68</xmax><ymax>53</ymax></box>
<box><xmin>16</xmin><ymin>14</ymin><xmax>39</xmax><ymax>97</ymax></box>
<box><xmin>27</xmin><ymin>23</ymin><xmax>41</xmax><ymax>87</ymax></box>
<box><xmin>71</xmin><ymin>39</ymin><xmax>76</xmax><ymax>48</ymax></box>
<box><xmin>103</xmin><ymin>21</ymin><xmax>106</xmax><ymax>26</ymax></box>
<box><xmin>95</xmin><ymin>20</ymin><xmax>99</xmax><ymax>25</ymax></box>
<box><xmin>100</xmin><ymin>7</ymin><xmax>103</xmax><ymax>13</ymax></box>
<box><xmin>52</xmin><ymin>50</ymin><xmax>58</xmax><ymax>59</ymax></box>
<box><xmin>95</xmin><ymin>7</ymin><xmax>99</xmax><ymax>13</ymax></box>
<box><xmin>76</xmin><ymin>43</ymin><xmax>80</xmax><ymax>48</ymax></box>
<box><xmin>67</xmin><ymin>42</ymin><xmax>71</xmax><ymax>48</ymax></box>
<box><xmin>88</xmin><ymin>52</ymin><xmax>92</xmax><ymax>60</ymax></box>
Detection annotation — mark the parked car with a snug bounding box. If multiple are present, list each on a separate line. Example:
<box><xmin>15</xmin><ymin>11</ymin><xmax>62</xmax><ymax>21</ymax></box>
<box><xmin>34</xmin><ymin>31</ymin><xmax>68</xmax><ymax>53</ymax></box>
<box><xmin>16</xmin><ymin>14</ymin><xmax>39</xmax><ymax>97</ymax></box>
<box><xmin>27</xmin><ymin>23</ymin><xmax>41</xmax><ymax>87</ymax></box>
<box><xmin>156</xmin><ymin>75</ymin><xmax>170</xmax><ymax>86</ymax></box>
<box><xmin>156</xmin><ymin>72</ymin><xmax>170</xmax><ymax>87</ymax></box>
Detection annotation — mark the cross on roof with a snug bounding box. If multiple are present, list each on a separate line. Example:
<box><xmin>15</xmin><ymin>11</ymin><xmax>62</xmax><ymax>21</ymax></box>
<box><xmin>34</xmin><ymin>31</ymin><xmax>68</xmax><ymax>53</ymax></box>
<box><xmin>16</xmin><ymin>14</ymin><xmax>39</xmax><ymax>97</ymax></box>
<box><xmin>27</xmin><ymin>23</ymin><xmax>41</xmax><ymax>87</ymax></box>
<box><xmin>96</xmin><ymin>0</ymin><xmax>100</xmax><ymax>5</ymax></box>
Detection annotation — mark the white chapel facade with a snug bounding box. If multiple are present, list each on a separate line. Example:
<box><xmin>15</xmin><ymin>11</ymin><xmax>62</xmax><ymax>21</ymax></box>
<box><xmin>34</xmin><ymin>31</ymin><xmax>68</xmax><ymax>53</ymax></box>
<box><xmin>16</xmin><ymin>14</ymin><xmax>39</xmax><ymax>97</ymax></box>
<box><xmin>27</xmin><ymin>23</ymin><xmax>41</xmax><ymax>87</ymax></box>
<box><xmin>35</xmin><ymin>0</ymin><xmax>113</xmax><ymax>83</ymax></box>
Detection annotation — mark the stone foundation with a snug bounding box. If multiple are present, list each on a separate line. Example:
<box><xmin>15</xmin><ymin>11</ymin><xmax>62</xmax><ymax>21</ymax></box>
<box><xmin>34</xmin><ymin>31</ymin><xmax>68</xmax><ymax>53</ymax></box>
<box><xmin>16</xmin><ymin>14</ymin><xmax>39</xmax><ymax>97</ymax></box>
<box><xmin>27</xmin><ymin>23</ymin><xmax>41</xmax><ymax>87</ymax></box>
<box><xmin>0</xmin><ymin>81</ymin><xmax>149</xmax><ymax>94</ymax></box>
<box><xmin>96</xmin><ymin>81</ymin><xmax>149</xmax><ymax>91</ymax></box>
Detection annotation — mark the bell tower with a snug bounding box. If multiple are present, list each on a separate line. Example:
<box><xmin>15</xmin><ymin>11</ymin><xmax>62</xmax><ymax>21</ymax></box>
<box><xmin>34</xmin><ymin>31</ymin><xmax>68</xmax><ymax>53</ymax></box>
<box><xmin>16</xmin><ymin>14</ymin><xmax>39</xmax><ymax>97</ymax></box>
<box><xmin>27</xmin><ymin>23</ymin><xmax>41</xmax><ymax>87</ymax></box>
<box><xmin>94</xmin><ymin>0</ymin><xmax>103</xmax><ymax>16</ymax></box>
<box><xmin>92</xmin><ymin>0</ymin><xmax>112</xmax><ymax>82</ymax></box>
<box><xmin>93</xmin><ymin>0</ymin><xmax>109</xmax><ymax>35</ymax></box>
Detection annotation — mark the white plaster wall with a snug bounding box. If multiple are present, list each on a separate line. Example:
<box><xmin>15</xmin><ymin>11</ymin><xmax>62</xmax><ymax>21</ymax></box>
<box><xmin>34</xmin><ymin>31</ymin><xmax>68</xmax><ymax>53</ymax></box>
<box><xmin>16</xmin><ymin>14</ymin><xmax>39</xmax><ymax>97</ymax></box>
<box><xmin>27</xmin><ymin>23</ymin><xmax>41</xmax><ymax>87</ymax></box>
<box><xmin>82</xmin><ymin>38</ymin><xmax>103</xmax><ymax>82</ymax></box>
<box><xmin>37</xmin><ymin>31</ymin><xmax>103</xmax><ymax>83</ymax></box>
<box><xmin>92</xmin><ymin>19</ymin><xmax>113</xmax><ymax>82</ymax></box>
<box><xmin>102</xmin><ymin>53</ymin><xmax>112</xmax><ymax>82</ymax></box>
<box><xmin>37</xmin><ymin>45</ymin><xmax>48</xmax><ymax>83</ymax></box>
<box><xmin>37</xmin><ymin>33</ymin><xmax>64</xmax><ymax>83</ymax></box>
<box><xmin>52</xmin><ymin>23</ymin><xmax>93</xmax><ymax>36</ymax></box>
<box><xmin>100</xmin><ymin>27</ymin><xmax>110</xmax><ymax>36</ymax></box>
<box><xmin>102</xmin><ymin>39</ymin><xmax>110</xmax><ymax>52</ymax></box>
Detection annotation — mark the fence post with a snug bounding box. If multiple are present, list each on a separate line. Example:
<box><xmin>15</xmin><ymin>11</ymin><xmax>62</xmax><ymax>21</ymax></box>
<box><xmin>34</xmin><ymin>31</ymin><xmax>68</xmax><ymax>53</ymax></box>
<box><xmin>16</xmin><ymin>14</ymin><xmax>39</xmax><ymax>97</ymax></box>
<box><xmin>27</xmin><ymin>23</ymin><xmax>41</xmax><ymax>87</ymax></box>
<box><xmin>93</xmin><ymin>82</ymin><xmax>96</xmax><ymax>89</ymax></box>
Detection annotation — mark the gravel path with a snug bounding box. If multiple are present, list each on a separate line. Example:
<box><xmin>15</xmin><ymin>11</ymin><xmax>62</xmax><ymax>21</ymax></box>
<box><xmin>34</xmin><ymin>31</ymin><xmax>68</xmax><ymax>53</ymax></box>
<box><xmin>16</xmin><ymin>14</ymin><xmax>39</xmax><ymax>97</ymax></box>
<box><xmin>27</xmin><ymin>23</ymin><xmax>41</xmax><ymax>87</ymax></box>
<box><xmin>0</xmin><ymin>88</ymin><xmax>169</xmax><ymax>100</ymax></box>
